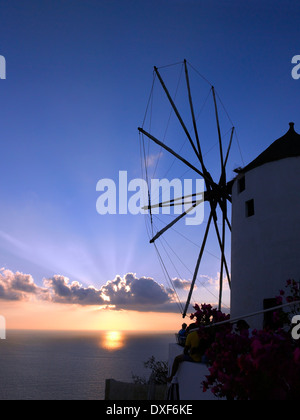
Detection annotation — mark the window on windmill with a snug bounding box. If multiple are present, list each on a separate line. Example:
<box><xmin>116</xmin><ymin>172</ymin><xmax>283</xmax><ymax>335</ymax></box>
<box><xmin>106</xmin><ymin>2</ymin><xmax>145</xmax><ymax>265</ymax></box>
<box><xmin>238</xmin><ymin>176</ymin><xmax>245</xmax><ymax>193</ymax></box>
<box><xmin>245</xmin><ymin>199</ymin><xmax>255</xmax><ymax>217</ymax></box>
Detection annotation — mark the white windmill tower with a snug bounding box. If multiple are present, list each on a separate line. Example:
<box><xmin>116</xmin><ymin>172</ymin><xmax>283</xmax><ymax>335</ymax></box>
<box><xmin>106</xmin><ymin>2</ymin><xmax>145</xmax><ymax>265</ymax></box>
<box><xmin>230</xmin><ymin>122</ymin><xmax>300</xmax><ymax>329</ymax></box>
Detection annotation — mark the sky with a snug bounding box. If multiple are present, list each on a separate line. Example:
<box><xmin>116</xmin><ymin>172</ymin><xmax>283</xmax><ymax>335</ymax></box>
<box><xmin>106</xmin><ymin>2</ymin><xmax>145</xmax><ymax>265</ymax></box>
<box><xmin>0</xmin><ymin>0</ymin><xmax>299</xmax><ymax>331</ymax></box>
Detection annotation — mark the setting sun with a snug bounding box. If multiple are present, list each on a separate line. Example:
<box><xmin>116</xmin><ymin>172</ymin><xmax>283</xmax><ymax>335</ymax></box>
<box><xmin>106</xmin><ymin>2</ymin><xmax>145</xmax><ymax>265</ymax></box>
<box><xmin>100</xmin><ymin>331</ymin><xmax>125</xmax><ymax>350</ymax></box>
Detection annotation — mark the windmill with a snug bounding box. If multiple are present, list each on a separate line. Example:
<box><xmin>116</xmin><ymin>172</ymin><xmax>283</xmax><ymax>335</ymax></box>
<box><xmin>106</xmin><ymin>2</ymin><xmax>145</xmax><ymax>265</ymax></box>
<box><xmin>138</xmin><ymin>60</ymin><xmax>237</xmax><ymax>318</ymax></box>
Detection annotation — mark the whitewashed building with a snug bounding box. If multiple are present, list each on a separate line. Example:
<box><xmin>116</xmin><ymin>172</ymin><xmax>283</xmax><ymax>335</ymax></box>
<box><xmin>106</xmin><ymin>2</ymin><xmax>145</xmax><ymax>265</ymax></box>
<box><xmin>230</xmin><ymin>122</ymin><xmax>300</xmax><ymax>329</ymax></box>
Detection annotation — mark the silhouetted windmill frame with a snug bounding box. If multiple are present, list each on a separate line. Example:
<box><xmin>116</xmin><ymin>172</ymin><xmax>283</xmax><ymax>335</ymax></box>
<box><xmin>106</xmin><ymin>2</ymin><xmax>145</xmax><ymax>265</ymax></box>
<box><xmin>138</xmin><ymin>60</ymin><xmax>234</xmax><ymax>318</ymax></box>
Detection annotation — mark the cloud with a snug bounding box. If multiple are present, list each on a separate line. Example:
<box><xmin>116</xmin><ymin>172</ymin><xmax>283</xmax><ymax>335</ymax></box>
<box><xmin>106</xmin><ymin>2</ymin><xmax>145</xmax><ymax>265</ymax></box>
<box><xmin>44</xmin><ymin>275</ymin><xmax>104</xmax><ymax>306</ymax></box>
<box><xmin>99</xmin><ymin>273</ymin><xmax>176</xmax><ymax>311</ymax></box>
<box><xmin>172</xmin><ymin>277</ymin><xmax>195</xmax><ymax>291</ymax></box>
<box><xmin>0</xmin><ymin>268</ymin><xmax>45</xmax><ymax>301</ymax></box>
<box><xmin>145</xmin><ymin>152</ymin><xmax>163</xmax><ymax>168</ymax></box>
<box><xmin>44</xmin><ymin>272</ymin><xmax>182</xmax><ymax>312</ymax></box>
<box><xmin>198</xmin><ymin>273</ymin><xmax>230</xmax><ymax>293</ymax></box>
<box><xmin>0</xmin><ymin>269</ymin><xmax>183</xmax><ymax>312</ymax></box>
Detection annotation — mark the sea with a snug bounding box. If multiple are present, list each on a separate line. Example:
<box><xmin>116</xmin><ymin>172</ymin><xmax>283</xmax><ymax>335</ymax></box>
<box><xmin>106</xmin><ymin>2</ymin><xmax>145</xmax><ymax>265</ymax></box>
<box><xmin>0</xmin><ymin>330</ymin><xmax>174</xmax><ymax>400</ymax></box>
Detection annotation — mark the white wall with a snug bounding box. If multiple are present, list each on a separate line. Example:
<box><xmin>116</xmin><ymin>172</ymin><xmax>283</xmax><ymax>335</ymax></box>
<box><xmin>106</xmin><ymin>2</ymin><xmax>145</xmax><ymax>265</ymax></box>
<box><xmin>168</xmin><ymin>344</ymin><xmax>219</xmax><ymax>400</ymax></box>
<box><xmin>231</xmin><ymin>157</ymin><xmax>300</xmax><ymax>329</ymax></box>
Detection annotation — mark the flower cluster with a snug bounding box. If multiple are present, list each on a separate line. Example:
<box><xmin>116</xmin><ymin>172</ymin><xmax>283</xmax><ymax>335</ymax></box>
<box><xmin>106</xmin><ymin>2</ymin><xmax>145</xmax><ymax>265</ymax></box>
<box><xmin>204</xmin><ymin>328</ymin><xmax>300</xmax><ymax>400</ymax></box>
<box><xmin>275</xmin><ymin>280</ymin><xmax>300</xmax><ymax>320</ymax></box>
<box><xmin>190</xmin><ymin>303</ymin><xmax>231</xmax><ymax>359</ymax></box>
<box><xmin>190</xmin><ymin>303</ymin><xmax>230</xmax><ymax>326</ymax></box>
<box><xmin>196</xmin><ymin>281</ymin><xmax>300</xmax><ymax>400</ymax></box>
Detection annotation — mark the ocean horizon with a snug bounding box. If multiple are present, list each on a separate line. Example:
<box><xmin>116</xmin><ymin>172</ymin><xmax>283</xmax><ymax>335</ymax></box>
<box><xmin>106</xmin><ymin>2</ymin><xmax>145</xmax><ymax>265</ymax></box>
<box><xmin>0</xmin><ymin>329</ymin><xmax>175</xmax><ymax>400</ymax></box>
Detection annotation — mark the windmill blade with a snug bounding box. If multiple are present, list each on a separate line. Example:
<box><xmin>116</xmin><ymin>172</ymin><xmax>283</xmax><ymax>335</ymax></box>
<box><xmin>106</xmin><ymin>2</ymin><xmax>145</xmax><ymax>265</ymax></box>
<box><xmin>138</xmin><ymin>127</ymin><xmax>215</xmax><ymax>185</ymax></box>
<box><xmin>149</xmin><ymin>201</ymin><xmax>203</xmax><ymax>244</ymax></box>
<box><xmin>184</xmin><ymin>65</ymin><xmax>219</xmax><ymax>231</ymax></box>
<box><xmin>184</xmin><ymin>59</ymin><xmax>226</xmax><ymax>257</ymax></box>
<box><xmin>225</xmin><ymin>215</ymin><xmax>232</xmax><ymax>231</ymax></box>
<box><xmin>154</xmin><ymin>65</ymin><xmax>201</xmax><ymax>162</ymax></box>
<box><xmin>184</xmin><ymin>59</ymin><xmax>207</xmax><ymax>171</ymax></box>
<box><xmin>212</xmin><ymin>215</ymin><xmax>231</xmax><ymax>288</ymax></box>
<box><xmin>212</xmin><ymin>86</ymin><xmax>224</xmax><ymax>172</ymax></box>
<box><xmin>224</xmin><ymin>127</ymin><xmax>235</xmax><ymax>169</ymax></box>
<box><xmin>226</xmin><ymin>194</ymin><xmax>232</xmax><ymax>204</ymax></box>
<box><xmin>147</xmin><ymin>199</ymin><xmax>199</xmax><ymax>209</ymax></box>
<box><xmin>182</xmin><ymin>211</ymin><xmax>214</xmax><ymax>318</ymax></box>
<box><xmin>142</xmin><ymin>190</ymin><xmax>213</xmax><ymax>211</ymax></box>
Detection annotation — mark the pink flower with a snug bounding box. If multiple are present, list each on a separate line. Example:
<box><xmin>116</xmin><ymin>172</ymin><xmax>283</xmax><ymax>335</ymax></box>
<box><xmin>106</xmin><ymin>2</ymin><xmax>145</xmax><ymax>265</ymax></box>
<box><xmin>251</xmin><ymin>338</ymin><xmax>262</xmax><ymax>355</ymax></box>
<box><xmin>198</xmin><ymin>284</ymin><xmax>300</xmax><ymax>400</ymax></box>
<box><xmin>294</xmin><ymin>348</ymin><xmax>300</xmax><ymax>365</ymax></box>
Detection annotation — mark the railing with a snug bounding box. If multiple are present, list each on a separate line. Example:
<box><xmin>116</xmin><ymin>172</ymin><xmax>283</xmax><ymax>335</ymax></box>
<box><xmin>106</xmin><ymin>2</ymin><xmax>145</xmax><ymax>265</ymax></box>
<box><xmin>205</xmin><ymin>300</ymin><xmax>300</xmax><ymax>329</ymax></box>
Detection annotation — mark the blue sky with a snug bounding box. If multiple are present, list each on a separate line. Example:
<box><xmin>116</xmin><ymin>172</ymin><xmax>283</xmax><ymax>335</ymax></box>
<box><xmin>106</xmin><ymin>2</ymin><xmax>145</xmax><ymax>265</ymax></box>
<box><xmin>0</xmin><ymin>0</ymin><xmax>299</xmax><ymax>323</ymax></box>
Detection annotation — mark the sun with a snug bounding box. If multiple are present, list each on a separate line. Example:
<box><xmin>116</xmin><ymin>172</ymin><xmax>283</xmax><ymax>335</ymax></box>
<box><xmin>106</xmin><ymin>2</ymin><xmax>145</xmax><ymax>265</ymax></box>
<box><xmin>100</xmin><ymin>331</ymin><xmax>125</xmax><ymax>350</ymax></box>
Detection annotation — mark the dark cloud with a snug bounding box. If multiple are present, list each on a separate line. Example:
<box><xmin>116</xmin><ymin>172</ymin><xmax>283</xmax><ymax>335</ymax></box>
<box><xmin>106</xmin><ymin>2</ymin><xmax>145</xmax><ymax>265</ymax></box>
<box><xmin>0</xmin><ymin>269</ymin><xmax>185</xmax><ymax>313</ymax></box>
<box><xmin>100</xmin><ymin>273</ymin><xmax>176</xmax><ymax>311</ymax></box>
<box><xmin>44</xmin><ymin>275</ymin><xmax>104</xmax><ymax>306</ymax></box>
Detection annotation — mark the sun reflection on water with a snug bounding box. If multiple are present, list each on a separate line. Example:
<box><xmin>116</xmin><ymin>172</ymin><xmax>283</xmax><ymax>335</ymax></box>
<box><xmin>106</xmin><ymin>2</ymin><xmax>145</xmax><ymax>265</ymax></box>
<box><xmin>100</xmin><ymin>331</ymin><xmax>125</xmax><ymax>350</ymax></box>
